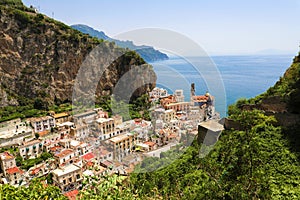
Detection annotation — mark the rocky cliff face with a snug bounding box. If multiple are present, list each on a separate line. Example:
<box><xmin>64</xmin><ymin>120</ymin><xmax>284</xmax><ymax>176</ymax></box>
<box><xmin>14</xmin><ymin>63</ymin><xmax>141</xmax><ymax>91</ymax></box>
<box><xmin>0</xmin><ymin>3</ymin><xmax>156</xmax><ymax>108</ymax></box>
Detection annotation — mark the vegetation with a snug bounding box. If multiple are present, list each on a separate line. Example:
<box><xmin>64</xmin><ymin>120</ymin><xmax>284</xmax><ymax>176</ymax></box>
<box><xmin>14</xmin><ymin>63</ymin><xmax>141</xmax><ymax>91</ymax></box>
<box><xmin>0</xmin><ymin>179</ymin><xmax>66</xmax><ymax>200</ymax></box>
<box><xmin>129</xmin><ymin>109</ymin><xmax>300</xmax><ymax>199</ymax></box>
<box><xmin>19</xmin><ymin>152</ymin><xmax>53</xmax><ymax>171</ymax></box>
<box><xmin>96</xmin><ymin>94</ymin><xmax>151</xmax><ymax>120</ymax></box>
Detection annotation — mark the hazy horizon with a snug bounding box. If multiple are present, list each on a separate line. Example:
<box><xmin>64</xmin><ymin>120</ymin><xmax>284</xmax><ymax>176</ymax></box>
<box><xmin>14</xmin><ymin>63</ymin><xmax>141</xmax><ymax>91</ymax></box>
<box><xmin>23</xmin><ymin>0</ymin><xmax>300</xmax><ymax>56</ymax></box>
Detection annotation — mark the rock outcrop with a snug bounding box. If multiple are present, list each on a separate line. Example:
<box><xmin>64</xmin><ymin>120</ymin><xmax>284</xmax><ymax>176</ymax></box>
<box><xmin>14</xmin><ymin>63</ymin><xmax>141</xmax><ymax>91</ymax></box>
<box><xmin>0</xmin><ymin>2</ymin><xmax>156</xmax><ymax>108</ymax></box>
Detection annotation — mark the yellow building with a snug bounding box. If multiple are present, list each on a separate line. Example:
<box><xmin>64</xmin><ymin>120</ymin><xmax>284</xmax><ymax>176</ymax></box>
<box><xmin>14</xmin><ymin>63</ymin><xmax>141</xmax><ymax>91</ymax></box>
<box><xmin>52</xmin><ymin>164</ymin><xmax>83</xmax><ymax>192</ymax></box>
<box><xmin>107</xmin><ymin>132</ymin><xmax>138</xmax><ymax>161</ymax></box>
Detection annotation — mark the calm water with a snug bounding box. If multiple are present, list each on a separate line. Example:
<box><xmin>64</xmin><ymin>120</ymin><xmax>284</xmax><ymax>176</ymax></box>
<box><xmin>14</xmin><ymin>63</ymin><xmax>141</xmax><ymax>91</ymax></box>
<box><xmin>150</xmin><ymin>54</ymin><xmax>294</xmax><ymax>117</ymax></box>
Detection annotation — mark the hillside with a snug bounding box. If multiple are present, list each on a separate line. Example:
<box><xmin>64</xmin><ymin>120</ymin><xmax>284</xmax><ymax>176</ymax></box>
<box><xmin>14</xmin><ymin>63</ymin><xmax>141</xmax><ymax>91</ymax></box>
<box><xmin>126</xmin><ymin>52</ymin><xmax>300</xmax><ymax>199</ymax></box>
<box><xmin>0</xmin><ymin>0</ymin><xmax>156</xmax><ymax>110</ymax></box>
<box><xmin>71</xmin><ymin>24</ymin><xmax>169</xmax><ymax>62</ymax></box>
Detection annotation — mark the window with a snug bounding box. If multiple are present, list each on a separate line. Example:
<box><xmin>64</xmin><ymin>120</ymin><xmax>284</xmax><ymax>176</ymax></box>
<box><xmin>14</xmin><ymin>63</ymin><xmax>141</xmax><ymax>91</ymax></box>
<box><xmin>76</xmin><ymin>174</ymin><xmax>81</xmax><ymax>180</ymax></box>
<box><xmin>63</xmin><ymin>179</ymin><xmax>66</xmax><ymax>184</ymax></box>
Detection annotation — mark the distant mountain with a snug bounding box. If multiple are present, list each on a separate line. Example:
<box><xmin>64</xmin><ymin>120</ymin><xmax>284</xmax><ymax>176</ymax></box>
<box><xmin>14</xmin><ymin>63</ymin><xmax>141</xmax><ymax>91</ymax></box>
<box><xmin>71</xmin><ymin>24</ymin><xmax>168</xmax><ymax>62</ymax></box>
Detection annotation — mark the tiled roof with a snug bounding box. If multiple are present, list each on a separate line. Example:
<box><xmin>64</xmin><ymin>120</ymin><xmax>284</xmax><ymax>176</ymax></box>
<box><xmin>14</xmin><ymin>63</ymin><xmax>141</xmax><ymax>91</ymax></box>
<box><xmin>0</xmin><ymin>152</ymin><xmax>14</xmax><ymax>160</ymax></box>
<box><xmin>82</xmin><ymin>152</ymin><xmax>95</xmax><ymax>161</ymax></box>
<box><xmin>55</xmin><ymin>149</ymin><xmax>74</xmax><ymax>158</ymax></box>
<box><xmin>64</xmin><ymin>189</ymin><xmax>79</xmax><ymax>200</ymax></box>
<box><xmin>144</xmin><ymin>141</ymin><xmax>156</xmax><ymax>147</ymax></box>
<box><xmin>6</xmin><ymin>167</ymin><xmax>23</xmax><ymax>175</ymax></box>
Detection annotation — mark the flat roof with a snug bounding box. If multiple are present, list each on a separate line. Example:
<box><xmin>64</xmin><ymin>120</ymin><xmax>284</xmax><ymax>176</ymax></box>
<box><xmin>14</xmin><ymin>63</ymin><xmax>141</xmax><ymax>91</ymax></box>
<box><xmin>199</xmin><ymin>120</ymin><xmax>224</xmax><ymax>132</ymax></box>
<box><xmin>54</xmin><ymin>112</ymin><xmax>69</xmax><ymax>119</ymax></box>
<box><xmin>109</xmin><ymin>134</ymin><xmax>129</xmax><ymax>143</ymax></box>
<box><xmin>96</xmin><ymin>118</ymin><xmax>114</xmax><ymax>123</ymax></box>
<box><xmin>52</xmin><ymin>164</ymin><xmax>80</xmax><ymax>176</ymax></box>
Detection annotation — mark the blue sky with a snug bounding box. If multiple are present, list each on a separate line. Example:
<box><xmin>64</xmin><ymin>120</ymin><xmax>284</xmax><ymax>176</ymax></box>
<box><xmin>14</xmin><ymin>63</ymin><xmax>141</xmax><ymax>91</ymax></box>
<box><xmin>23</xmin><ymin>0</ymin><xmax>300</xmax><ymax>55</ymax></box>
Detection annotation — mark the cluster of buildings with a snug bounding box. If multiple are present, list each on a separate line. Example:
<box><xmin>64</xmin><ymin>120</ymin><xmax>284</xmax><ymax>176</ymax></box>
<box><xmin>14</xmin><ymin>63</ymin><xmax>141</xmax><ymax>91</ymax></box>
<box><xmin>0</xmin><ymin>83</ymin><xmax>223</xmax><ymax>196</ymax></box>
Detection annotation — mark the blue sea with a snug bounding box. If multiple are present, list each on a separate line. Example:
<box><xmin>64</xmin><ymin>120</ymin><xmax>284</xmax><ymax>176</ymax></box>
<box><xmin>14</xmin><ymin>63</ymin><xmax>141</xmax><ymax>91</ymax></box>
<box><xmin>149</xmin><ymin>55</ymin><xmax>294</xmax><ymax>117</ymax></box>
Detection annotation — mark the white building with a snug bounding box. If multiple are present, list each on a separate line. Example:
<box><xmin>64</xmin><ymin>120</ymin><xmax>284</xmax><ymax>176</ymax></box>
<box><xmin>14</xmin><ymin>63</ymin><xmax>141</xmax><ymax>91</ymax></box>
<box><xmin>0</xmin><ymin>118</ymin><xmax>33</xmax><ymax>147</ymax></box>
<box><xmin>19</xmin><ymin>139</ymin><xmax>43</xmax><ymax>159</ymax></box>
<box><xmin>174</xmin><ymin>89</ymin><xmax>185</xmax><ymax>102</ymax></box>
<box><xmin>29</xmin><ymin>116</ymin><xmax>56</xmax><ymax>133</ymax></box>
<box><xmin>52</xmin><ymin>164</ymin><xmax>83</xmax><ymax>192</ymax></box>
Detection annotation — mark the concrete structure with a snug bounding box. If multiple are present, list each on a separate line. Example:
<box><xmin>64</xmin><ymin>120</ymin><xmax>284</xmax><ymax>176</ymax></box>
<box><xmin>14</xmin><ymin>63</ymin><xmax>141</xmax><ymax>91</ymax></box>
<box><xmin>198</xmin><ymin>120</ymin><xmax>224</xmax><ymax>145</ymax></box>
<box><xmin>52</xmin><ymin>164</ymin><xmax>83</xmax><ymax>192</ymax></box>
<box><xmin>29</xmin><ymin>116</ymin><xmax>56</xmax><ymax>133</ymax></box>
<box><xmin>5</xmin><ymin>166</ymin><xmax>23</xmax><ymax>186</ymax></box>
<box><xmin>0</xmin><ymin>118</ymin><xmax>33</xmax><ymax>148</ymax></box>
<box><xmin>0</xmin><ymin>152</ymin><xmax>16</xmax><ymax>175</ymax></box>
<box><xmin>174</xmin><ymin>89</ymin><xmax>185</xmax><ymax>102</ymax></box>
<box><xmin>54</xmin><ymin>149</ymin><xmax>76</xmax><ymax>168</ymax></box>
<box><xmin>19</xmin><ymin>139</ymin><xmax>43</xmax><ymax>159</ymax></box>
<box><xmin>70</xmin><ymin>124</ymin><xmax>89</xmax><ymax>139</ymax></box>
<box><xmin>51</xmin><ymin>112</ymin><xmax>71</xmax><ymax>125</ymax></box>
<box><xmin>73</xmin><ymin>110</ymin><xmax>97</xmax><ymax>124</ymax></box>
<box><xmin>107</xmin><ymin>132</ymin><xmax>138</xmax><ymax>161</ymax></box>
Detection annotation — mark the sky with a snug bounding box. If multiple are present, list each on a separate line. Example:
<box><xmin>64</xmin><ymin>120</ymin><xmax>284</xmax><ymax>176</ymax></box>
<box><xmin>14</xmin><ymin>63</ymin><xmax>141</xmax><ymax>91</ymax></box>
<box><xmin>22</xmin><ymin>0</ymin><xmax>300</xmax><ymax>55</ymax></box>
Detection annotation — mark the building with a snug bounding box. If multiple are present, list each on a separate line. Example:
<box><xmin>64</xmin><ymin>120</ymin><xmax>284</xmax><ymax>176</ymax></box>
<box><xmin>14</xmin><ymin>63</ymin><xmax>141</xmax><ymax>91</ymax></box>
<box><xmin>70</xmin><ymin>124</ymin><xmax>89</xmax><ymax>139</ymax></box>
<box><xmin>54</xmin><ymin>149</ymin><xmax>76</xmax><ymax>168</ymax></box>
<box><xmin>165</xmin><ymin>102</ymin><xmax>190</xmax><ymax>112</ymax></box>
<box><xmin>0</xmin><ymin>152</ymin><xmax>23</xmax><ymax>186</ymax></box>
<box><xmin>0</xmin><ymin>152</ymin><xmax>16</xmax><ymax>175</ymax></box>
<box><xmin>70</xmin><ymin>140</ymin><xmax>91</xmax><ymax>156</ymax></box>
<box><xmin>51</xmin><ymin>112</ymin><xmax>71</xmax><ymax>125</ymax></box>
<box><xmin>149</xmin><ymin>87</ymin><xmax>169</xmax><ymax>101</ymax></box>
<box><xmin>198</xmin><ymin>120</ymin><xmax>224</xmax><ymax>146</ymax></box>
<box><xmin>152</xmin><ymin>108</ymin><xmax>176</xmax><ymax>123</ymax></box>
<box><xmin>0</xmin><ymin>118</ymin><xmax>33</xmax><ymax>148</ymax></box>
<box><xmin>73</xmin><ymin>110</ymin><xmax>97</xmax><ymax>124</ymax></box>
<box><xmin>95</xmin><ymin>116</ymin><xmax>129</xmax><ymax>141</ymax></box>
<box><xmin>5</xmin><ymin>166</ymin><xmax>23</xmax><ymax>186</ymax></box>
<box><xmin>19</xmin><ymin>139</ymin><xmax>43</xmax><ymax>159</ymax></box>
<box><xmin>29</xmin><ymin>116</ymin><xmax>56</xmax><ymax>133</ymax></box>
<box><xmin>174</xmin><ymin>89</ymin><xmax>185</xmax><ymax>102</ymax></box>
<box><xmin>107</xmin><ymin>132</ymin><xmax>138</xmax><ymax>161</ymax></box>
<box><xmin>52</xmin><ymin>164</ymin><xmax>83</xmax><ymax>192</ymax></box>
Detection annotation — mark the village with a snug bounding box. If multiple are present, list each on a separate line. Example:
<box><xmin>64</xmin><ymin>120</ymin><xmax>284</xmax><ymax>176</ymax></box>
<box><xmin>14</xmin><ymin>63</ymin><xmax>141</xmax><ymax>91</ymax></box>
<box><xmin>0</xmin><ymin>83</ymin><xmax>224</xmax><ymax>197</ymax></box>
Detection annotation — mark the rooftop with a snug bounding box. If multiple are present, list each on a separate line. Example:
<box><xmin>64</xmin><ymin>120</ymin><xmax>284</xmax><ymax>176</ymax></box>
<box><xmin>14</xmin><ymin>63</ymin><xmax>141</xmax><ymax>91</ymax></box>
<box><xmin>54</xmin><ymin>112</ymin><xmax>69</xmax><ymax>119</ymax></box>
<box><xmin>199</xmin><ymin>120</ymin><xmax>224</xmax><ymax>132</ymax></box>
<box><xmin>22</xmin><ymin>139</ymin><xmax>41</xmax><ymax>147</ymax></box>
<box><xmin>29</xmin><ymin>116</ymin><xmax>53</xmax><ymax>123</ymax></box>
<box><xmin>109</xmin><ymin>134</ymin><xmax>129</xmax><ymax>143</ymax></box>
<box><xmin>82</xmin><ymin>152</ymin><xmax>95</xmax><ymax>161</ymax></box>
<box><xmin>0</xmin><ymin>152</ymin><xmax>14</xmax><ymax>160</ymax></box>
<box><xmin>55</xmin><ymin>149</ymin><xmax>74</xmax><ymax>158</ymax></box>
<box><xmin>6</xmin><ymin>166</ymin><xmax>23</xmax><ymax>175</ymax></box>
<box><xmin>52</xmin><ymin>164</ymin><xmax>81</xmax><ymax>176</ymax></box>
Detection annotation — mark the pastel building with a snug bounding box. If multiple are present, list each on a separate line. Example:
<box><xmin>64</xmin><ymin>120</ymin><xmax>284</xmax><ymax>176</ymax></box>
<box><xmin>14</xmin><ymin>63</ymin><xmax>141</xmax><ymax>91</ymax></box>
<box><xmin>19</xmin><ymin>139</ymin><xmax>43</xmax><ymax>159</ymax></box>
<box><xmin>52</xmin><ymin>164</ymin><xmax>83</xmax><ymax>192</ymax></box>
<box><xmin>29</xmin><ymin>116</ymin><xmax>56</xmax><ymax>133</ymax></box>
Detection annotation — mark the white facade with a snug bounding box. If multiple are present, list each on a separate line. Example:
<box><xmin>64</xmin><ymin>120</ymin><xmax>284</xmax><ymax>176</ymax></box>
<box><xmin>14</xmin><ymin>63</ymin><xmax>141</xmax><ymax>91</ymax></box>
<box><xmin>29</xmin><ymin>116</ymin><xmax>56</xmax><ymax>133</ymax></box>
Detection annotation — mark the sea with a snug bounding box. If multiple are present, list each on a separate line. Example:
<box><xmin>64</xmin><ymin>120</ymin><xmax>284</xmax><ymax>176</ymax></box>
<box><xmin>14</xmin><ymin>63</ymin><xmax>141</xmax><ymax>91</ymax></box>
<box><xmin>149</xmin><ymin>54</ymin><xmax>295</xmax><ymax>117</ymax></box>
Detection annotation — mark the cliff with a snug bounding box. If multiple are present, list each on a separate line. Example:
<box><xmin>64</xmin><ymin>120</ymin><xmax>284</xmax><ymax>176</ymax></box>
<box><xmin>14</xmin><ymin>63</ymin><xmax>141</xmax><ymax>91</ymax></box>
<box><xmin>0</xmin><ymin>1</ymin><xmax>156</xmax><ymax>108</ymax></box>
<box><xmin>71</xmin><ymin>24</ymin><xmax>169</xmax><ymax>62</ymax></box>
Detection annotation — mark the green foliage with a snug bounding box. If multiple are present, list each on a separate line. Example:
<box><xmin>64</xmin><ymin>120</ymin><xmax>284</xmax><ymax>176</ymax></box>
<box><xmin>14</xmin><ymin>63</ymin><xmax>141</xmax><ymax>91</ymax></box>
<box><xmin>129</xmin><ymin>110</ymin><xmax>300</xmax><ymax>199</ymax></box>
<box><xmin>0</xmin><ymin>179</ymin><xmax>66</xmax><ymax>199</ymax></box>
<box><xmin>80</xmin><ymin>175</ymin><xmax>136</xmax><ymax>200</ymax></box>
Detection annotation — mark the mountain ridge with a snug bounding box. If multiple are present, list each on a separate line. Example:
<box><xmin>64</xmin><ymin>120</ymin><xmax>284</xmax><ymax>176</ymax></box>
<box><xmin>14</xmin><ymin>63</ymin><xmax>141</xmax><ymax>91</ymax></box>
<box><xmin>71</xmin><ymin>24</ymin><xmax>169</xmax><ymax>62</ymax></box>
